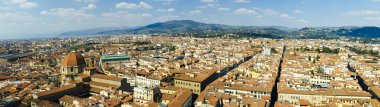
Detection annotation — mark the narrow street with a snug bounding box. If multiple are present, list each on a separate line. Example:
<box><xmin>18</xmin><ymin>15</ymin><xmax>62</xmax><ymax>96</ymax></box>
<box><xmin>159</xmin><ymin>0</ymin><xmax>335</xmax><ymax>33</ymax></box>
<box><xmin>213</xmin><ymin>54</ymin><xmax>255</xmax><ymax>84</ymax></box>
<box><xmin>347</xmin><ymin>62</ymin><xmax>371</xmax><ymax>93</ymax></box>
<box><xmin>269</xmin><ymin>46</ymin><xmax>286</xmax><ymax>107</ymax></box>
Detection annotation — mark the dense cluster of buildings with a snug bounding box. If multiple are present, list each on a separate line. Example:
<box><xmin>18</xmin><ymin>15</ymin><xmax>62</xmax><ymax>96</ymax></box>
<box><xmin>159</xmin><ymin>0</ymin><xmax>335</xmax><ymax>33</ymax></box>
<box><xmin>1</xmin><ymin>36</ymin><xmax>380</xmax><ymax>107</ymax></box>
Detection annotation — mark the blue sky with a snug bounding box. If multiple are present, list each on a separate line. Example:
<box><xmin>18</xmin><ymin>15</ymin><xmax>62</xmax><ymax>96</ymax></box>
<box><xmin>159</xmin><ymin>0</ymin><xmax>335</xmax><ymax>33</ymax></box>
<box><xmin>1</xmin><ymin>0</ymin><xmax>380</xmax><ymax>39</ymax></box>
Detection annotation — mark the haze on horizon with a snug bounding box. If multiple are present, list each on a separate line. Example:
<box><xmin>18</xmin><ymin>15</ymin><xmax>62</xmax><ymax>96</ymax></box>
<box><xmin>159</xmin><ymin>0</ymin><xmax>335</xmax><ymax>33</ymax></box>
<box><xmin>1</xmin><ymin>0</ymin><xmax>380</xmax><ymax>39</ymax></box>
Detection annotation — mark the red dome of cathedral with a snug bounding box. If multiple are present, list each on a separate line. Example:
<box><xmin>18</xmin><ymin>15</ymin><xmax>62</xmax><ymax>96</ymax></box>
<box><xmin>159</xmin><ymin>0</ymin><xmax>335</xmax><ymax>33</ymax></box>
<box><xmin>62</xmin><ymin>52</ymin><xmax>86</xmax><ymax>67</ymax></box>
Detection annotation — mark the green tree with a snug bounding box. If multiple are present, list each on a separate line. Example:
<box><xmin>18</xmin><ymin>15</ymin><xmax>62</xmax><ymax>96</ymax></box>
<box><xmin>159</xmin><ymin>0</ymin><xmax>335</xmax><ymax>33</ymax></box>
<box><xmin>308</xmin><ymin>56</ymin><xmax>312</xmax><ymax>61</ymax></box>
<box><xmin>271</xmin><ymin>48</ymin><xmax>278</xmax><ymax>53</ymax></box>
<box><xmin>316</xmin><ymin>55</ymin><xmax>320</xmax><ymax>61</ymax></box>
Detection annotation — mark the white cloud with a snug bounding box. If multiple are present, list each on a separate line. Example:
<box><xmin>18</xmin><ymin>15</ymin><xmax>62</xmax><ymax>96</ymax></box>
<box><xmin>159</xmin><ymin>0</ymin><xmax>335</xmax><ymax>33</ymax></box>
<box><xmin>366</xmin><ymin>17</ymin><xmax>380</xmax><ymax>21</ymax></box>
<box><xmin>74</xmin><ymin>0</ymin><xmax>97</xmax><ymax>3</ymax></box>
<box><xmin>207</xmin><ymin>3</ymin><xmax>219</xmax><ymax>7</ymax></box>
<box><xmin>40</xmin><ymin>8</ymin><xmax>95</xmax><ymax>18</ymax></box>
<box><xmin>197</xmin><ymin>3</ymin><xmax>219</xmax><ymax>9</ymax></box>
<box><xmin>218</xmin><ymin>7</ymin><xmax>230</xmax><ymax>11</ymax></box>
<box><xmin>201</xmin><ymin>0</ymin><xmax>216</xmax><ymax>3</ymax></box>
<box><xmin>98</xmin><ymin>11</ymin><xmax>155</xmax><ymax>28</ymax></box>
<box><xmin>158</xmin><ymin>8</ymin><xmax>175</xmax><ymax>12</ymax></box>
<box><xmin>156</xmin><ymin>0</ymin><xmax>176</xmax><ymax>5</ymax></box>
<box><xmin>0</xmin><ymin>12</ymin><xmax>42</xmax><ymax>37</ymax></box>
<box><xmin>256</xmin><ymin>8</ymin><xmax>294</xmax><ymax>19</ymax></box>
<box><xmin>234</xmin><ymin>0</ymin><xmax>250</xmax><ymax>3</ymax></box>
<box><xmin>256</xmin><ymin>15</ymin><xmax>264</xmax><ymax>18</ymax></box>
<box><xmin>260</xmin><ymin>8</ymin><xmax>279</xmax><ymax>15</ymax></box>
<box><xmin>293</xmin><ymin>10</ymin><xmax>304</xmax><ymax>14</ymax></box>
<box><xmin>141</xmin><ymin>13</ymin><xmax>152</xmax><ymax>17</ymax></box>
<box><xmin>157</xmin><ymin>0</ymin><xmax>175</xmax><ymax>2</ymax></box>
<box><xmin>297</xmin><ymin>19</ymin><xmax>308</xmax><ymax>23</ymax></box>
<box><xmin>189</xmin><ymin>10</ymin><xmax>202</xmax><ymax>14</ymax></box>
<box><xmin>234</xmin><ymin>8</ymin><xmax>297</xmax><ymax>22</ymax></box>
<box><xmin>115</xmin><ymin>2</ymin><xmax>152</xmax><ymax>9</ymax></box>
<box><xmin>234</xmin><ymin>8</ymin><xmax>257</xmax><ymax>15</ymax></box>
<box><xmin>343</xmin><ymin>10</ymin><xmax>379</xmax><ymax>16</ymax></box>
<box><xmin>154</xmin><ymin>14</ymin><xmax>180</xmax><ymax>21</ymax></box>
<box><xmin>8</xmin><ymin>0</ymin><xmax>25</xmax><ymax>4</ymax></box>
<box><xmin>7</xmin><ymin>0</ymin><xmax>38</xmax><ymax>8</ymax></box>
<box><xmin>0</xmin><ymin>12</ymin><xmax>38</xmax><ymax>24</ymax></box>
<box><xmin>19</xmin><ymin>2</ymin><xmax>38</xmax><ymax>8</ymax></box>
<box><xmin>279</xmin><ymin>14</ymin><xmax>291</xmax><ymax>18</ymax></box>
<box><xmin>82</xmin><ymin>4</ymin><xmax>96</xmax><ymax>10</ymax></box>
<box><xmin>101</xmin><ymin>11</ymin><xmax>152</xmax><ymax>18</ymax></box>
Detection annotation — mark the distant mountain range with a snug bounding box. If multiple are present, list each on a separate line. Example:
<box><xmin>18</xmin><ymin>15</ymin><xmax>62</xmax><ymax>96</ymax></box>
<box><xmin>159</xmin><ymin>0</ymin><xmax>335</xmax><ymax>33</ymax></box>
<box><xmin>58</xmin><ymin>26</ymin><xmax>138</xmax><ymax>36</ymax></box>
<box><xmin>58</xmin><ymin>20</ymin><xmax>380</xmax><ymax>39</ymax></box>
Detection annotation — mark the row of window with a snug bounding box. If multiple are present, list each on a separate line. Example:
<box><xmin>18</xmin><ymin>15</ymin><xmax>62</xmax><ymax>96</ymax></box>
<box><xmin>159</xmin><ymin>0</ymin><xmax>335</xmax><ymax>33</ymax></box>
<box><xmin>93</xmin><ymin>78</ymin><xmax>120</xmax><ymax>85</ymax></box>
<box><xmin>225</xmin><ymin>89</ymin><xmax>268</xmax><ymax>95</ymax></box>
<box><xmin>175</xmin><ymin>81</ymin><xmax>200</xmax><ymax>87</ymax></box>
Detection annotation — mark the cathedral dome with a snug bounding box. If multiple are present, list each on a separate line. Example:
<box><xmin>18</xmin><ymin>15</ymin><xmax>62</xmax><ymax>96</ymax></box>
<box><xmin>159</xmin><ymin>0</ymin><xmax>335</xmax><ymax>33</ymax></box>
<box><xmin>62</xmin><ymin>52</ymin><xmax>86</xmax><ymax>67</ymax></box>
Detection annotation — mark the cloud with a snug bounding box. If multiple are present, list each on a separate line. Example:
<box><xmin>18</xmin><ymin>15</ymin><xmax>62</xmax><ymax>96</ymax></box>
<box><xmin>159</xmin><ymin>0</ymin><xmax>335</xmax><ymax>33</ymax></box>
<box><xmin>115</xmin><ymin>2</ymin><xmax>152</xmax><ymax>9</ymax></box>
<box><xmin>197</xmin><ymin>3</ymin><xmax>220</xmax><ymax>9</ymax></box>
<box><xmin>157</xmin><ymin>0</ymin><xmax>175</xmax><ymax>2</ymax></box>
<box><xmin>234</xmin><ymin>8</ymin><xmax>257</xmax><ymax>15</ymax></box>
<box><xmin>0</xmin><ymin>12</ymin><xmax>41</xmax><ymax>36</ymax></box>
<box><xmin>154</xmin><ymin>14</ymin><xmax>180</xmax><ymax>21</ymax></box>
<box><xmin>0</xmin><ymin>12</ymin><xmax>38</xmax><ymax>25</ymax></box>
<box><xmin>101</xmin><ymin>11</ymin><xmax>152</xmax><ymax>18</ymax></box>
<box><xmin>189</xmin><ymin>10</ymin><xmax>202</xmax><ymax>14</ymax></box>
<box><xmin>6</xmin><ymin>0</ymin><xmax>38</xmax><ymax>8</ymax></box>
<box><xmin>366</xmin><ymin>17</ymin><xmax>380</xmax><ymax>21</ymax></box>
<box><xmin>201</xmin><ymin>0</ymin><xmax>216</xmax><ymax>3</ymax></box>
<box><xmin>40</xmin><ymin>8</ymin><xmax>95</xmax><ymax>18</ymax></box>
<box><xmin>156</xmin><ymin>0</ymin><xmax>176</xmax><ymax>5</ymax></box>
<box><xmin>370</xmin><ymin>0</ymin><xmax>380</xmax><ymax>2</ymax></box>
<box><xmin>158</xmin><ymin>8</ymin><xmax>175</xmax><ymax>12</ymax></box>
<box><xmin>82</xmin><ymin>4</ymin><xmax>96</xmax><ymax>10</ymax></box>
<box><xmin>256</xmin><ymin>8</ymin><xmax>294</xmax><ymax>19</ymax></box>
<box><xmin>74</xmin><ymin>0</ymin><xmax>97</xmax><ymax>3</ymax></box>
<box><xmin>297</xmin><ymin>19</ymin><xmax>308</xmax><ymax>23</ymax></box>
<box><xmin>234</xmin><ymin>0</ymin><xmax>250</xmax><ymax>3</ymax></box>
<box><xmin>234</xmin><ymin>8</ymin><xmax>293</xmax><ymax>19</ymax></box>
<box><xmin>218</xmin><ymin>7</ymin><xmax>230</xmax><ymax>11</ymax></box>
<box><xmin>98</xmin><ymin>11</ymin><xmax>155</xmax><ymax>27</ymax></box>
<box><xmin>343</xmin><ymin>10</ymin><xmax>379</xmax><ymax>16</ymax></box>
<box><xmin>293</xmin><ymin>10</ymin><xmax>304</xmax><ymax>14</ymax></box>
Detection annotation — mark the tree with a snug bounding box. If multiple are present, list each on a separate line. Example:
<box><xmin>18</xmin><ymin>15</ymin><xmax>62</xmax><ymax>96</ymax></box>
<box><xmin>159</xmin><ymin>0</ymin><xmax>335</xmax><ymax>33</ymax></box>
<box><xmin>321</xmin><ymin>46</ymin><xmax>339</xmax><ymax>54</ymax></box>
<box><xmin>308</xmin><ymin>56</ymin><xmax>312</xmax><ymax>61</ymax></box>
<box><xmin>316</xmin><ymin>66</ymin><xmax>324</xmax><ymax>74</ymax></box>
<box><xmin>271</xmin><ymin>48</ymin><xmax>278</xmax><ymax>53</ymax></box>
<box><xmin>316</xmin><ymin>55</ymin><xmax>320</xmax><ymax>61</ymax></box>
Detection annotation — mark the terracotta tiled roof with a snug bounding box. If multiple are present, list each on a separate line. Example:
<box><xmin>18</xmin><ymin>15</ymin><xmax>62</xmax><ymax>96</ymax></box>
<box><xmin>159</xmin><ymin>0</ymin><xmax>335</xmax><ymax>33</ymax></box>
<box><xmin>91</xmin><ymin>74</ymin><xmax>123</xmax><ymax>82</ymax></box>
<box><xmin>36</xmin><ymin>84</ymin><xmax>76</xmax><ymax>97</ymax></box>
<box><xmin>59</xmin><ymin>95</ymin><xmax>75</xmax><ymax>104</ymax></box>
<box><xmin>62</xmin><ymin>52</ymin><xmax>86</xmax><ymax>67</ymax></box>
<box><xmin>89</xmin><ymin>87</ymin><xmax>103</xmax><ymax>93</ymax></box>
<box><xmin>89</xmin><ymin>81</ymin><xmax>119</xmax><ymax>89</ymax></box>
<box><xmin>167</xmin><ymin>89</ymin><xmax>192</xmax><ymax>107</ymax></box>
<box><xmin>32</xmin><ymin>99</ymin><xmax>59</xmax><ymax>107</ymax></box>
<box><xmin>298</xmin><ymin>99</ymin><xmax>309</xmax><ymax>106</ymax></box>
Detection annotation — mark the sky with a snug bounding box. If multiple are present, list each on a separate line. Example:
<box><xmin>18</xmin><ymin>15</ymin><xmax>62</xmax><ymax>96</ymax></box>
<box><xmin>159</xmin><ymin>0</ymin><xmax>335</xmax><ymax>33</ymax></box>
<box><xmin>1</xmin><ymin>0</ymin><xmax>380</xmax><ymax>39</ymax></box>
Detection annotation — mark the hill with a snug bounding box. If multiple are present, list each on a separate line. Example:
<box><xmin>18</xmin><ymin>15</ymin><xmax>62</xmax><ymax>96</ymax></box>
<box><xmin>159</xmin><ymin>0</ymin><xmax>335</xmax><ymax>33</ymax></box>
<box><xmin>345</xmin><ymin>27</ymin><xmax>380</xmax><ymax>38</ymax></box>
<box><xmin>58</xmin><ymin>26</ymin><xmax>135</xmax><ymax>36</ymax></box>
<box><xmin>58</xmin><ymin>20</ymin><xmax>380</xmax><ymax>39</ymax></box>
